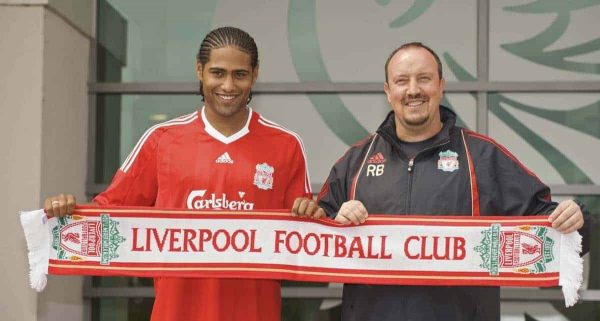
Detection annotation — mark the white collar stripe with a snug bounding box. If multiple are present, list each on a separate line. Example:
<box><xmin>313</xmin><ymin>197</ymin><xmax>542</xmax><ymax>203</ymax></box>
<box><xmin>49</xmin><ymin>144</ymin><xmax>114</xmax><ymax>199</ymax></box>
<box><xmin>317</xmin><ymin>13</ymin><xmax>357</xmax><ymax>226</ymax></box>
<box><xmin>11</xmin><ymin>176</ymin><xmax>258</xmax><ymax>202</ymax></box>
<box><xmin>201</xmin><ymin>107</ymin><xmax>252</xmax><ymax>144</ymax></box>
<box><xmin>257</xmin><ymin>117</ymin><xmax>312</xmax><ymax>194</ymax></box>
<box><xmin>121</xmin><ymin>111</ymin><xmax>198</xmax><ymax>173</ymax></box>
<box><xmin>122</xmin><ymin>111</ymin><xmax>197</xmax><ymax>172</ymax></box>
<box><xmin>121</xmin><ymin>111</ymin><xmax>197</xmax><ymax>171</ymax></box>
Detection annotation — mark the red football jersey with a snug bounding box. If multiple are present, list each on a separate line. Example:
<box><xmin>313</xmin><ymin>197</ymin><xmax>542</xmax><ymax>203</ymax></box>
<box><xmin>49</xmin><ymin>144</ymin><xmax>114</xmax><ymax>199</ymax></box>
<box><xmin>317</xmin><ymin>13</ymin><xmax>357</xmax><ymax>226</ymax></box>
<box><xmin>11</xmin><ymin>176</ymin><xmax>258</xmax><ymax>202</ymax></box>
<box><xmin>94</xmin><ymin>107</ymin><xmax>312</xmax><ymax>321</ymax></box>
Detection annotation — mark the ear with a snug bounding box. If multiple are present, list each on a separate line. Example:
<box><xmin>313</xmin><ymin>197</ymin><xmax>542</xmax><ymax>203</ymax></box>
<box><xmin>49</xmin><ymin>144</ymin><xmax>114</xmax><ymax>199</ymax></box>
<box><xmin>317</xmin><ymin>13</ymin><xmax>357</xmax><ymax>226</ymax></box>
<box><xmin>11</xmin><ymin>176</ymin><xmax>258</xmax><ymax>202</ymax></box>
<box><xmin>439</xmin><ymin>77</ymin><xmax>446</xmax><ymax>95</ymax></box>
<box><xmin>383</xmin><ymin>81</ymin><xmax>392</xmax><ymax>104</ymax></box>
<box><xmin>195</xmin><ymin>61</ymin><xmax>203</xmax><ymax>81</ymax></box>
<box><xmin>251</xmin><ymin>65</ymin><xmax>259</xmax><ymax>84</ymax></box>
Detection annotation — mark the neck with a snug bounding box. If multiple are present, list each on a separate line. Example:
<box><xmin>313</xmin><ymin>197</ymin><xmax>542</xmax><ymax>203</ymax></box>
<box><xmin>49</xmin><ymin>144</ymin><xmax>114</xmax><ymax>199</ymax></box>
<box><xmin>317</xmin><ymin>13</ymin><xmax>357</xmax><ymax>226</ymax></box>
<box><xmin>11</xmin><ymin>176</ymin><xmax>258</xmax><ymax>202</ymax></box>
<box><xmin>203</xmin><ymin>106</ymin><xmax>249</xmax><ymax>137</ymax></box>
<box><xmin>395</xmin><ymin>119</ymin><xmax>443</xmax><ymax>143</ymax></box>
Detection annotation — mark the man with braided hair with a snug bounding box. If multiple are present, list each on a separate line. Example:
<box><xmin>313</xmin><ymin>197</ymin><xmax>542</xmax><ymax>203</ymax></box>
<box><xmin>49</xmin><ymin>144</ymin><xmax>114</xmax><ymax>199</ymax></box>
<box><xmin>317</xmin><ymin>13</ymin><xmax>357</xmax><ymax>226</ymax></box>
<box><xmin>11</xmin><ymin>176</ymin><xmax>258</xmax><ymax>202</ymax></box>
<box><xmin>44</xmin><ymin>27</ymin><xmax>312</xmax><ymax>321</ymax></box>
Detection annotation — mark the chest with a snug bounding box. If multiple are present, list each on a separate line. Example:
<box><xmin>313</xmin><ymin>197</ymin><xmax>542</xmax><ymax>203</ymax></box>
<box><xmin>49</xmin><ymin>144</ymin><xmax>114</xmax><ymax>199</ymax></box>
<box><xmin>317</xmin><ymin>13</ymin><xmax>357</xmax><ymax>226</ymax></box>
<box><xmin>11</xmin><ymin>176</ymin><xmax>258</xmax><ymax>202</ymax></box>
<box><xmin>153</xmin><ymin>134</ymin><xmax>292</xmax><ymax>209</ymax></box>
<box><xmin>165</xmin><ymin>136</ymin><xmax>289</xmax><ymax>180</ymax></box>
<box><xmin>352</xmin><ymin>141</ymin><xmax>472</xmax><ymax>215</ymax></box>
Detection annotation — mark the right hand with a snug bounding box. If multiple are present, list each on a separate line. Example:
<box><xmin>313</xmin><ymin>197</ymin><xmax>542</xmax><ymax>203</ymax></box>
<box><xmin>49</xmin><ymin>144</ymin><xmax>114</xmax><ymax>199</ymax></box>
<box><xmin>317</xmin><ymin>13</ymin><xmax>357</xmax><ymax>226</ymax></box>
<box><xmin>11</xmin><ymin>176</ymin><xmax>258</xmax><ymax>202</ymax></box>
<box><xmin>44</xmin><ymin>194</ymin><xmax>76</xmax><ymax>217</ymax></box>
<box><xmin>335</xmin><ymin>200</ymin><xmax>368</xmax><ymax>225</ymax></box>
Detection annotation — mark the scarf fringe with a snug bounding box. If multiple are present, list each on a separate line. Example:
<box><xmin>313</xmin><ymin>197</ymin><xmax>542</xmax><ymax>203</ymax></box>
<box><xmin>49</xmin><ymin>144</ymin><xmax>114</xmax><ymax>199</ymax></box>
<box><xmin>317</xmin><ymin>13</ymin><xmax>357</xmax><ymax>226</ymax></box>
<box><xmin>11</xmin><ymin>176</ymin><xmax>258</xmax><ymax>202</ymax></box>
<box><xmin>19</xmin><ymin>209</ymin><xmax>50</xmax><ymax>292</ymax></box>
<box><xmin>559</xmin><ymin>231</ymin><xmax>583</xmax><ymax>307</ymax></box>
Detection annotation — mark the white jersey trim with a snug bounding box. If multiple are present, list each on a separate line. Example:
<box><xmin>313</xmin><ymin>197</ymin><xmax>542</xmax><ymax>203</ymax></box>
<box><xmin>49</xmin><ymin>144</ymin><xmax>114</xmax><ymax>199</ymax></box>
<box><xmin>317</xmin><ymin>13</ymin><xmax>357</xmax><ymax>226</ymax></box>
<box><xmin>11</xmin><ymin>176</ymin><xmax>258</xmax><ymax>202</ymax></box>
<box><xmin>201</xmin><ymin>106</ymin><xmax>252</xmax><ymax>144</ymax></box>
<box><xmin>120</xmin><ymin>111</ymin><xmax>198</xmax><ymax>173</ymax></box>
<box><xmin>257</xmin><ymin>117</ymin><xmax>312</xmax><ymax>194</ymax></box>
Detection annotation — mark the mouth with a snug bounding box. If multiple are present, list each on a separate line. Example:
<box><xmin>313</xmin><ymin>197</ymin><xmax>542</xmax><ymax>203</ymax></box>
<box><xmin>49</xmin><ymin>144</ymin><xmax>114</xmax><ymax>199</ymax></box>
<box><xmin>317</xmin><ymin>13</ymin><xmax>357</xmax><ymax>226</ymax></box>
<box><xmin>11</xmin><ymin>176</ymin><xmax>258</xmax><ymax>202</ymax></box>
<box><xmin>216</xmin><ymin>93</ymin><xmax>239</xmax><ymax>101</ymax></box>
<box><xmin>404</xmin><ymin>99</ymin><xmax>428</xmax><ymax>107</ymax></box>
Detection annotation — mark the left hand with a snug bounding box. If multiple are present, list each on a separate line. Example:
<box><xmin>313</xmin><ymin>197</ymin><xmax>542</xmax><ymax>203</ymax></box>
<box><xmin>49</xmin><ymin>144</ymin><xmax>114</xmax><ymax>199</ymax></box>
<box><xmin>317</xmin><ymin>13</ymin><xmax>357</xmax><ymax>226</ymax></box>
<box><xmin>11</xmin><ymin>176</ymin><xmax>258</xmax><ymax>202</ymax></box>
<box><xmin>291</xmin><ymin>197</ymin><xmax>326</xmax><ymax>219</ymax></box>
<box><xmin>548</xmin><ymin>199</ymin><xmax>584</xmax><ymax>234</ymax></box>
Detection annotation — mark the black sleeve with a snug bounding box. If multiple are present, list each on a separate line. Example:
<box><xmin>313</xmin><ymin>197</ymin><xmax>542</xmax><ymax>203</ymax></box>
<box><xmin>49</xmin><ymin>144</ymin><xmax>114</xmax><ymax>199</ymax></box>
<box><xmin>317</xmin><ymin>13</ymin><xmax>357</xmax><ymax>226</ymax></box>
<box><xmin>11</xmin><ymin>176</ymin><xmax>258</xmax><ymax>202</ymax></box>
<box><xmin>576</xmin><ymin>200</ymin><xmax>594</xmax><ymax>256</ymax></box>
<box><xmin>495</xmin><ymin>160</ymin><xmax>557</xmax><ymax>216</ymax></box>
<box><xmin>317</xmin><ymin>158</ymin><xmax>350</xmax><ymax>219</ymax></box>
<box><xmin>473</xmin><ymin>139</ymin><xmax>557</xmax><ymax>216</ymax></box>
<box><xmin>316</xmin><ymin>139</ymin><xmax>371</xmax><ymax>219</ymax></box>
<box><xmin>481</xmin><ymin>141</ymin><xmax>593</xmax><ymax>255</ymax></box>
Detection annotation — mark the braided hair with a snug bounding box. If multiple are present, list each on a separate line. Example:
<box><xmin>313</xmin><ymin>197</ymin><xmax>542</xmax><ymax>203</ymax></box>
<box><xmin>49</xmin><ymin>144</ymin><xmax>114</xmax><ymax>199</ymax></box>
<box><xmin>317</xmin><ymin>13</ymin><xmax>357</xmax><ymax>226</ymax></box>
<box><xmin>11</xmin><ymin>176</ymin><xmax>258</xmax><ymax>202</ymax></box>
<box><xmin>196</xmin><ymin>27</ymin><xmax>259</xmax><ymax>103</ymax></box>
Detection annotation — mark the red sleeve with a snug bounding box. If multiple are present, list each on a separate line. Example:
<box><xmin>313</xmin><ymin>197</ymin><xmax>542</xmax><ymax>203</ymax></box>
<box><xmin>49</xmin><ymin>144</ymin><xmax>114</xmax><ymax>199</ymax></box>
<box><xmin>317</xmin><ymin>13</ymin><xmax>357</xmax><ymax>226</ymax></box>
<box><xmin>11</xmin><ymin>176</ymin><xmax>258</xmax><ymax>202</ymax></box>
<box><xmin>283</xmin><ymin>138</ymin><xmax>312</xmax><ymax>208</ymax></box>
<box><xmin>94</xmin><ymin>129</ymin><xmax>160</xmax><ymax>206</ymax></box>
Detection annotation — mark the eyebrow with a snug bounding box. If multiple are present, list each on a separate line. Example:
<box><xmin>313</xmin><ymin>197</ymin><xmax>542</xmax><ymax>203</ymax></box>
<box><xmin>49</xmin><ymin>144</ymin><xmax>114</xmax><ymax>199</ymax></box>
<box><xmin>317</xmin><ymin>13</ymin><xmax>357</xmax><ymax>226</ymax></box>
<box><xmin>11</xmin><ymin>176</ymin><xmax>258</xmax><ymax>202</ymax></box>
<box><xmin>208</xmin><ymin>67</ymin><xmax>250</xmax><ymax>73</ymax></box>
<box><xmin>392</xmin><ymin>72</ymin><xmax>434</xmax><ymax>79</ymax></box>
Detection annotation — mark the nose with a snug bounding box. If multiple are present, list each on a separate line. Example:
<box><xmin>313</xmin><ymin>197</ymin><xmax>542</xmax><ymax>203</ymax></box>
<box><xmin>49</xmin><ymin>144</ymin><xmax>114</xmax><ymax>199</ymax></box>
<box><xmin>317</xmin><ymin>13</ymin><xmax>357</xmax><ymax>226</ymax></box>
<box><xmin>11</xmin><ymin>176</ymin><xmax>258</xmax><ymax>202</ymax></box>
<box><xmin>221</xmin><ymin>74</ymin><xmax>235</xmax><ymax>92</ymax></box>
<box><xmin>407</xmin><ymin>78</ymin><xmax>420</xmax><ymax>97</ymax></box>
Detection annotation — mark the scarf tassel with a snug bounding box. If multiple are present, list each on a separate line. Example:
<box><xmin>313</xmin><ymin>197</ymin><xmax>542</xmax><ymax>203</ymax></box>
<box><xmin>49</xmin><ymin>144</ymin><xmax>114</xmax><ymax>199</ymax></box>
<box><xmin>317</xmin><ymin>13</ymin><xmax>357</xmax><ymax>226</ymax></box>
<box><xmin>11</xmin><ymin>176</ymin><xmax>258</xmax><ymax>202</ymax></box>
<box><xmin>559</xmin><ymin>231</ymin><xmax>583</xmax><ymax>307</ymax></box>
<box><xmin>19</xmin><ymin>209</ymin><xmax>49</xmax><ymax>292</ymax></box>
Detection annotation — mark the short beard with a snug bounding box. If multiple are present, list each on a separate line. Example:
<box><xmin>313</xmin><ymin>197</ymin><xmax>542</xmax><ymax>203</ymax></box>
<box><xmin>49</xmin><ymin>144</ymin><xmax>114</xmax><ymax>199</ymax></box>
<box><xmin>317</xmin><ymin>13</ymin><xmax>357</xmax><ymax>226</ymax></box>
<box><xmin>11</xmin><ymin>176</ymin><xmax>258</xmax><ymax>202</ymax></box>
<box><xmin>404</xmin><ymin>114</ymin><xmax>430</xmax><ymax>127</ymax></box>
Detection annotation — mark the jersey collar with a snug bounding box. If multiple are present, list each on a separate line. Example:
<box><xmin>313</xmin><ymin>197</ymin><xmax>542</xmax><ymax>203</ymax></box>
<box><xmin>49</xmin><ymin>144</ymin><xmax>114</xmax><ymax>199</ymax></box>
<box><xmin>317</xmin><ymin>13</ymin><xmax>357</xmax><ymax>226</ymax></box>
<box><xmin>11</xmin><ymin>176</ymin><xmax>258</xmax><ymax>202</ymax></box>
<box><xmin>200</xmin><ymin>106</ymin><xmax>253</xmax><ymax>144</ymax></box>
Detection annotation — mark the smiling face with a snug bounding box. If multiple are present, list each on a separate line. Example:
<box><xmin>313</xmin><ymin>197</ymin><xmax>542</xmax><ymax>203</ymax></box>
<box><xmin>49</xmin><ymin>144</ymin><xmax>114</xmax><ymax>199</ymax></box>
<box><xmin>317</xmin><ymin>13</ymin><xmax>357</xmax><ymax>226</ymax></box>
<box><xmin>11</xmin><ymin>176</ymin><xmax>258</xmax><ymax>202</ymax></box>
<box><xmin>196</xmin><ymin>46</ymin><xmax>258</xmax><ymax>120</ymax></box>
<box><xmin>384</xmin><ymin>46</ymin><xmax>445</xmax><ymax>141</ymax></box>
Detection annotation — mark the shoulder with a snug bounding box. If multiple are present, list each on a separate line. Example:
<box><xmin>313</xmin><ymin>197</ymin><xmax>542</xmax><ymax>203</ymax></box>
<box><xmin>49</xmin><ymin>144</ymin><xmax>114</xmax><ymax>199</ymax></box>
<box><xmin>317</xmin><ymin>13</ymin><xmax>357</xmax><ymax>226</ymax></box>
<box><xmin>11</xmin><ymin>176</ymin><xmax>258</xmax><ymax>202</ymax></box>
<box><xmin>142</xmin><ymin>111</ymin><xmax>199</xmax><ymax>141</ymax></box>
<box><xmin>156</xmin><ymin>111</ymin><xmax>199</xmax><ymax>135</ymax></box>
<box><xmin>119</xmin><ymin>111</ymin><xmax>199</xmax><ymax>172</ymax></box>
<box><xmin>461</xmin><ymin>128</ymin><xmax>516</xmax><ymax>158</ymax></box>
<box><xmin>460</xmin><ymin>128</ymin><xmax>538</xmax><ymax>177</ymax></box>
<box><xmin>253</xmin><ymin>113</ymin><xmax>306</xmax><ymax>149</ymax></box>
<box><xmin>333</xmin><ymin>134</ymin><xmax>377</xmax><ymax>166</ymax></box>
<box><xmin>143</xmin><ymin>111</ymin><xmax>200</xmax><ymax>145</ymax></box>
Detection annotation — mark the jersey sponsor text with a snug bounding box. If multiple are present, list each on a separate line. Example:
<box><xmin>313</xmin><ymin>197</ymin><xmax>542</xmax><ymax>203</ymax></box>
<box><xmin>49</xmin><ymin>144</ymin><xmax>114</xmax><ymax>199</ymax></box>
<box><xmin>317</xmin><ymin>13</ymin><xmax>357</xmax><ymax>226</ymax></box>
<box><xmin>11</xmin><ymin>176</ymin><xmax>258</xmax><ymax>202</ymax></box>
<box><xmin>187</xmin><ymin>190</ymin><xmax>254</xmax><ymax>210</ymax></box>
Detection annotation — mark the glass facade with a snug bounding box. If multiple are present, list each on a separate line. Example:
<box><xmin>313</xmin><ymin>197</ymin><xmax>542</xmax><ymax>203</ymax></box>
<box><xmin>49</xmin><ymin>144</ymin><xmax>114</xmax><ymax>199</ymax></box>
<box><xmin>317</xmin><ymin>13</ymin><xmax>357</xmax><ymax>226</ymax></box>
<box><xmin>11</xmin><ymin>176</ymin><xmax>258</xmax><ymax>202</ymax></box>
<box><xmin>90</xmin><ymin>0</ymin><xmax>600</xmax><ymax>320</ymax></box>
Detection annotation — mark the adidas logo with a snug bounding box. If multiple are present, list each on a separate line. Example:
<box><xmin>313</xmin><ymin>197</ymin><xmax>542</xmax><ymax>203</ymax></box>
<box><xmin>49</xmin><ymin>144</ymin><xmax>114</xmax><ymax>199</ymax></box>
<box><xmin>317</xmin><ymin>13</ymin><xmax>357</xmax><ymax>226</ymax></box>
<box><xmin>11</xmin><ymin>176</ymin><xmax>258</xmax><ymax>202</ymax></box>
<box><xmin>367</xmin><ymin>152</ymin><xmax>386</xmax><ymax>164</ymax></box>
<box><xmin>215</xmin><ymin>152</ymin><xmax>234</xmax><ymax>164</ymax></box>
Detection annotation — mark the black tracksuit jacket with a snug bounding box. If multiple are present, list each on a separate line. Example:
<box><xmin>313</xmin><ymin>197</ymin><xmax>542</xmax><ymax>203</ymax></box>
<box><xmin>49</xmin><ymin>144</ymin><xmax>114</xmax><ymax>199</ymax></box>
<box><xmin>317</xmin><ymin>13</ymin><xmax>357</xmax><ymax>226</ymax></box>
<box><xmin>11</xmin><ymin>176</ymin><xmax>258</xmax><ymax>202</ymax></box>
<box><xmin>317</xmin><ymin>106</ymin><xmax>560</xmax><ymax>321</ymax></box>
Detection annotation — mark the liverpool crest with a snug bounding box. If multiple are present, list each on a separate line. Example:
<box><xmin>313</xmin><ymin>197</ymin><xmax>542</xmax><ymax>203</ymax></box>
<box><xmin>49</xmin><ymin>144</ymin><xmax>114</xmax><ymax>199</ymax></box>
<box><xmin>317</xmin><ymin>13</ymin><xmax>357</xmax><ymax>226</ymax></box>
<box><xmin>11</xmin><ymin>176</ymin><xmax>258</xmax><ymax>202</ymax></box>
<box><xmin>52</xmin><ymin>214</ymin><xmax>126</xmax><ymax>265</ymax></box>
<box><xmin>254</xmin><ymin>163</ymin><xmax>274</xmax><ymax>190</ymax></box>
<box><xmin>475</xmin><ymin>224</ymin><xmax>554</xmax><ymax>275</ymax></box>
<box><xmin>438</xmin><ymin>150</ymin><xmax>459</xmax><ymax>172</ymax></box>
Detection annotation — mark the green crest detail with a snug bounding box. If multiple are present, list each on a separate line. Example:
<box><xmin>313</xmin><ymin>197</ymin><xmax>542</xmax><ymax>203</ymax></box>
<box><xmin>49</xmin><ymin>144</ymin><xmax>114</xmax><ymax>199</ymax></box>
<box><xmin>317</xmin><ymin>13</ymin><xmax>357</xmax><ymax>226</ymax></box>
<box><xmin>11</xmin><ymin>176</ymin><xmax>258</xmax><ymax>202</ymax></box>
<box><xmin>377</xmin><ymin>0</ymin><xmax>436</xmax><ymax>28</ymax></box>
<box><xmin>443</xmin><ymin>53</ymin><xmax>594</xmax><ymax>185</ymax></box>
<box><xmin>474</xmin><ymin>224</ymin><xmax>500</xmax><ymax>275</ymax></box>
<box><xmin>439</xmin><ymin>150</ymin><xmax>458</xmax><ymax>158</ymax></box>
<box><xmin>51</xmin><ymin>217</ymin><xmax>69</xmax><ymax>260</ymax></box>
<box><xmin>502</xmin><ymin>0</ymin><xmax>600</xmax><ymax>75</ymax></box>
<box><xmin>536</xmin><ymin>226</ymin><xmax>555</xmax><ymax>267</ymax></box>
<box><xmin>100</xmin><ymin>214</ymin><xmax>126</xmax><ymax>265</ymax></box>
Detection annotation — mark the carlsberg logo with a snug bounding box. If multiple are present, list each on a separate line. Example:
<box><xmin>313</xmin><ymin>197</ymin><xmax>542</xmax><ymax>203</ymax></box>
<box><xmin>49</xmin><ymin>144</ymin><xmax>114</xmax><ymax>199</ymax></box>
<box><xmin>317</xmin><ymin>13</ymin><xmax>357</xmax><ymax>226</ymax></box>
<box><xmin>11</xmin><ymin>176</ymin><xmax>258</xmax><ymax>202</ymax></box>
<box><xmin>187</xmin><ymin>190</ymin><xmax>254</xmax><ymax>210</ymax></box>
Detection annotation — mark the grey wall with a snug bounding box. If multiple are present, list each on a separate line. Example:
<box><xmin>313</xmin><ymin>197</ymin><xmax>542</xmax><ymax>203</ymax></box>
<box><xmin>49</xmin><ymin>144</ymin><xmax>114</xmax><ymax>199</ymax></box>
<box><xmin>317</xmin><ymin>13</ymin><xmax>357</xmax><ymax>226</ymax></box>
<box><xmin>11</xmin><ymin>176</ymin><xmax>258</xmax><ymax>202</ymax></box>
<box><xmin>0</xmin><ymin>6</ymin><xmax>45</xmax><ymax>321</ymax></box>
<box><xmin>0</xmin><ymin>2</ymin><xmax>90</xmax><ymax>321</ymax></box>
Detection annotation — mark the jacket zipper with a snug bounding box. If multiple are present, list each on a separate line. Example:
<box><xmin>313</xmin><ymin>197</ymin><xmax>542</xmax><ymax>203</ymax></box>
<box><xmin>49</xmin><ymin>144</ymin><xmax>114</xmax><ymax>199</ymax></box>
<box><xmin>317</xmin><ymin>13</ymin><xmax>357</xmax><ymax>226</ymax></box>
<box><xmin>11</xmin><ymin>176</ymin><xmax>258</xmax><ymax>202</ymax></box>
<box><xmin>405</xmin><ymin>140</ymin><xmax>450</xmax><ymax>212</ymax></box>
<box><xmin>406</xmin><ymin>158</ymin><xmax>414</xmax><ymax>211</ymax></box>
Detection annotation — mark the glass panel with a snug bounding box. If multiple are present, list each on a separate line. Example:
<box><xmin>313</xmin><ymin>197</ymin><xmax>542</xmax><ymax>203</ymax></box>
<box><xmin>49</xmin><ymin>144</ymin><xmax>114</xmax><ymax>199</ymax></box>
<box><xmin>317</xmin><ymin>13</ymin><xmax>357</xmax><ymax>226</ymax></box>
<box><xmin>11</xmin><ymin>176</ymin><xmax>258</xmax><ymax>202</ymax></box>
<box><xmin>97</xmin><ymin>0</ymin><xmax>477</xmax><ymax>82</ymax></box>
<box><xmin>92</xmin><ymin>298</ymin><xmax>153</xmax><ymax>321</ymax></box>
<box><xmin>97</xmin><ymin>0</ymin><xmax>127</xmax><ymax>83</ymax></box>
<box><xmin>501</xmin><ymin>301</ymin><xmax>600</xmax><ymax>321</ymax></box>
<box><xmin>92</xmin><ymin>276</ymin><xmax>153</xmax><ymax>287</ymax></box>
<box><xmin>488</xmin><ymin>93</ymin><xmax>600</xmax><ymax>185</ymax></box>
<box><xmin>489</xmin><ymin>1</ymin><xmax>600</xmax><ymax>81</ymax></box>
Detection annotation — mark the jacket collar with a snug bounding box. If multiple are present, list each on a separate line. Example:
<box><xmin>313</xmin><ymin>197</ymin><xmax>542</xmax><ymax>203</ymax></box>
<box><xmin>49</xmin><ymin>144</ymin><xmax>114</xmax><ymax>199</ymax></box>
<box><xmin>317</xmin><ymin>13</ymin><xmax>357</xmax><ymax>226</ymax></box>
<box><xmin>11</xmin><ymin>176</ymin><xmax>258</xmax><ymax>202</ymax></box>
<box><xmin>376</xmin><ymin>105</ymin><xmax>457</xmax><ymax>155</ymax></box>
